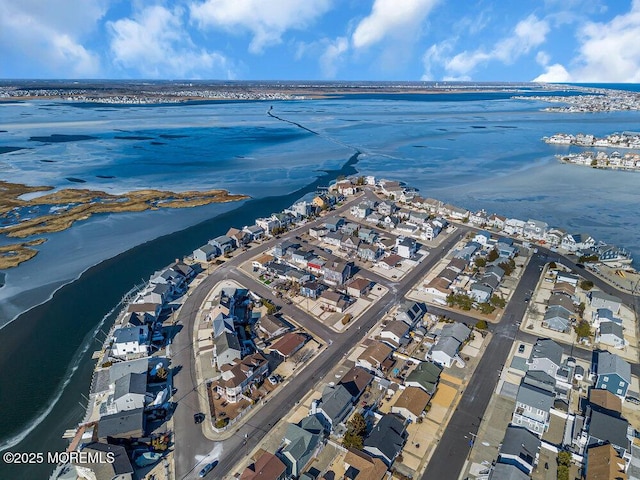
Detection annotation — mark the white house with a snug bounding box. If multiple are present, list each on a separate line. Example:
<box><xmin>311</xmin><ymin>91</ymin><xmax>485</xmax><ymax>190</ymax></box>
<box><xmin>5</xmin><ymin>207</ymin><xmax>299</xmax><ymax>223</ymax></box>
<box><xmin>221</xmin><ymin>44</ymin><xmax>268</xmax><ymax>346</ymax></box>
<box><xmin>596</xmin><ymin>322</ymin><xmax>625</xmax><ymax>349</ymax></box>
<box><xmin>503</xmin><ymin>218</ymin><xmax>525</xmax><ymax>236</ymax></box>
<box><xmin>396</xmin><ymin>237</ymin><xmax>417</xmax><ymax>259</ymax></box>
<box><xmin>112</xmin><ymin>326</ymin><xmax>149</xmax><ymax>358</ymax></box>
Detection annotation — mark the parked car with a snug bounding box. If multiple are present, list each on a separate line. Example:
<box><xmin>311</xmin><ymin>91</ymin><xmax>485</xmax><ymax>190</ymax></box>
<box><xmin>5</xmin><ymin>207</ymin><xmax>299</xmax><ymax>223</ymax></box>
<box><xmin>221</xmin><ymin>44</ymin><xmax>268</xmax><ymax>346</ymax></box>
<box><xmin>627</xmin><ymin>396</ymin><xmax>640</xmax><ymax>405</ymax></box>
<box><xmin>198</xmin><ymin>461</ymin><xmax>218</xmax><ymax>477</ymax></box>
<box><xmin>268</xmin><ymin>376</ymin><xmax>278</xmax><ymax>385</ymax></box>
<box><xmin>518</xmin><ymin>344</ymin><xmax>525</xmax><ymax>354</ymax></box>
<box><xmin>194</xmin><ymin>413</ymin><xmax>205</xmax><ymax>424</ymax></box>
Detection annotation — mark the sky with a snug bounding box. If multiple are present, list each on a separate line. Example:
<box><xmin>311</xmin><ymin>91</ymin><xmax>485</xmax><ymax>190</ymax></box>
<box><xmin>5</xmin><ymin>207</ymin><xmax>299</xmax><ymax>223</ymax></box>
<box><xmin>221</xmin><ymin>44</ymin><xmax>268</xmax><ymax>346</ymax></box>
<box><xmin>1</xmin><ymin>0</ymin><xmax>640</xmax><ymax>82</ymax></box>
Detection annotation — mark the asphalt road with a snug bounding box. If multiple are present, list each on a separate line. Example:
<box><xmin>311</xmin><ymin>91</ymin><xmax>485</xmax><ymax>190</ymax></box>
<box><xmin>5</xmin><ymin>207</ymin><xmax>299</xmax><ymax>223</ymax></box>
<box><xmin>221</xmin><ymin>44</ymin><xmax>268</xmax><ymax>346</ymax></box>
<box><xmin>171</xmin><ymin>190</ymin><xmax>468</xmax><ymax>479</ymax></box>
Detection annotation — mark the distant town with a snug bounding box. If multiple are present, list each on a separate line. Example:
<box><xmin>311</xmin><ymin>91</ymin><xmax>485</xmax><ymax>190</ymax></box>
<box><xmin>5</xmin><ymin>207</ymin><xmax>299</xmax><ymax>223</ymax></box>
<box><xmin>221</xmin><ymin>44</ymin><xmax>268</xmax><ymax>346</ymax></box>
<box><xmin>51</xmin><ymin>173</ymin><xmax>640</xmax><ymax>480</ymax></box>
<box><xmin>514</xmin><ymin>86</ymin><xmax>640</xmax><ymax>112</ymax></box>
<box><xmin>545</xmin><ymin>132</ymin><xmax>640</xmax><ymax>171</ymax></box>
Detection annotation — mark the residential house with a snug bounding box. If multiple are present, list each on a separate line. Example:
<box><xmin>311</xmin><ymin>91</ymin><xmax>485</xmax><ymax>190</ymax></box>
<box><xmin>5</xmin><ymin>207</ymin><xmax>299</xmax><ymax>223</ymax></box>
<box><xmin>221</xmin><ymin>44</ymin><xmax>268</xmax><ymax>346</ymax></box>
<box><xmin>590</xmin><ymin>291</ymin><xmax>622</xmax><ymax>314</ymax></box>
<box><xmin>380</xmin><ymin>321</ymin><xmax>411</xmax><ymax>348</ymax></box>
<box><xmin>396</xmin><ymin>237</ymin><xmax>417</xmax><ymax>259</ymax></box>
<box><xmin>240</xmin><ymin>451</ymin><xmax>287</xmax><ymax>480</ymax></box>
<box><xmin>551</xmin><ymin>281</ymin><xmax>576</xmax><ymax>298</ymax></box>
<box><xmin>216</xmin><ymin>353</ymin><xmax>269</xmax><ymax>403</ymax></box>
<box><xmin>279</xmin><ymin>416</ymin><xmax>324</xmax><ymax>477</ymax></box>
<box><xmin>323</xmin><ymin>261</ymin><xmax>352</xmax><ymax>286</ymax></box>
<box><xmin>308</xmin><ymin>226</ymin><xmax>327</xmax><ymax>239</ymax></box>
<box><xmin>395</xmin><ymin>301</ymin><xmax>427</xmax><ymax>327</ymax></box>
<box><xmin>358</xmin><ymin>244</ymin><xmax>382</xmax><ymax>262</ymax></box>
<box><xmin>488</xmin><ymin>214</ymin><xmax>506</xmax><ymax>230</ymax></box>
<box><xmin>422</xmin><ymin>198</ymin><xmax>442</xmax><ymax>214</ymax></box>
<box><xmin>587</xmin><ymin>409</ymin><xmax>630</xmax><ymax>459</ymax></box>
<box><xmin>306</xmin><ymin>256</ymin><xmax>326</xmax><ymax>275</ymax></box>
<box><xmin>408</xmin><ymin>211</ymin><xmax>429</xmax><ymax>225</ymax></box>
<box><xmin>193</xmin><ymin>244</ymin><xmax>218</xmax><ymax>262</ymax></box>
<box><xmin>109</xmin><ymin>372</ymin><xmax>147</xmax><ymax>414</ymax></box>
<box><xmin>320</xmin><ymin>290</ymin><xmax>350</xmax><ymax>313</ymax></box>
<box><xmin>473</xmin><ymin>231</ymin><xmax>492</xmax><ymax>246</ymax></box>
<box><xmin>127</xmin><ymin>301</ymin><xmax>162</xmax><ymax>322</ymax></box>
<box><xmin>213</xmin><ymin>331</ymin><xmax>242</xmax><ymax>368</ymax></box>
<box><xmin>441</xmin><ymin>323</ymin><xmax>472</xmax><ymax>343</ymax></box>
<box><xmin>523</xmin><ymin>219</ymin><xmax>548</xmax><ymax>240</ymax></box>
<box><xmin>527</xmin><ymin>339</ymin><xmax>563</xmax><ymax>378</ymax></box>
<box><xmin>365</xmin><ymin>212</ymin><xmax>382</xmax><ymax>225</ymax></box>
<box><xmin>497</xmin><ymin>426</ymin><xmax>541</xmax><ymax>475</ymax></box>
<box><xmin>342</xmin><ymin>222</ymin><xmax>359</xmax><ymax>236</ymax></box>
<box><xmin>342</xmin><ymin>235</ymin><xmax>361</xmax><ymax>253</ymax></box>
<box><xmin>421</xmin><ymin>220</ymin><xmax>442</xmax><ymax>241</ymax></box>
<box><xmin>256</xmin><ymin>217</ymin><xmax>280</xmax><ymax>235</ymax></box>
<box><xmin>469</xmin><ymin>210</ymin><xmax>488</xmax><ymax>226</ymax></box>
<box><xmin>544</xmin><ymin>228</ymin><xmax>566</xmax><ymax>248</ymax></box>
<box><xmin>209</xmin><ymin>235</ymin><xmax>235</xmax><ymax>255</ymax></box>
<box><xmin>324</xmin><ymin>231</ymin><xmax>343</xmax><ymax>248</ymax></box>
<box><xmin>324</xmin><ymin>217</ymin><xmax>345</xmax><ymax>232</ymax></box>
<box><xmin>243</xmin><ymin>224</ymin><xmax>265</xmax><ymax>241</ymax></box>
<box><xmin>470</xmin><ymin>283</ymin><xmax>493</xmax><ymax>303</ymax></box>
<box><xmin>391</xmin><ymin>387</ymin><xmax>431</xmax><ymax>422</ymax></box>
<box><xmin>405</xmin><ymin>361</ymin><xmax>442</xmax><ymax>395</ymax></box>
<box><xmin>252</xmin><ymin>254</ymin><xmax>274</xmax><ymax>271</ymax></box>
<box><xmin>343</xmin><ymin>448</ymin><xmax>388</xmax><ymax>480</ymax></box>
<box><xmin>585</xmin><ymin>443</ymin><xmax>628</xmax><ymax>480</ymax></box>
<box><xmin>352</xmin><ymin>202</ymin><xmax>372</xmax><ymax>219</ymax></box>
<box><xmin>98</xmin><ymin>407</ymin><xmax>145</xmax><ymax>441</ymax></box>
<box><xmin>335</xmin><ymin>180</ymin><xmax>357</xmax><ymax>196</ymax></box>
<box><xmin>271</xmin><ymin>332</ymin><xmax>307</xmax><ymax>360</ymax></box>
<box><xmin>300</xmin><ymin>281</ymin><xmax>325</xmax><ymax>299</ymax></box>
<box><xmin>589</xmin><ymin>389</ymin><xmax>622</xmax><ymax>416</ymax></box>
<box><xmin>273</xmin><ymin>240</ymin><xmax>299</xmax><ymax>259</ymax></box>
<box><xmin>488</xmin><ymin>463</ymin><xmax>530</xmax><ymax>480</ymax></box>
<box><xmin>376</xmin><ymin>254</ymin><xmax>402</xmax><ymax>270</ymax></box>
<box><xmin>543</xmin><ymin>305</ymin><xmax>572</xmax><ymax>333</ymax></box>
<box><xmin>512</xmin><ymin>371</ymin><xmax>555</xmax><ymax>436</ymax></box>
<box><xmin>554</xmin><ymin>271</ymin><xmax>579</xmax><ymax>287</ymax></box>
<box><xmin>422</xmin><ymin>277</ymin><xmax>451</xmax><ymax>304</ymax></box>
<box><xmin>561</xmin><ymin>233</ymin><xmax>596</xmax><ymax>252</ymax></box>
<box><xmin>594</xmin><ymin>351</ymin><xmax>631</xmax><ymax>399</ymax></box>
<box><xmin>210</xmin><ymin>310</ymin><xmax>234</xmax><ymax>338</ymax></box>
<box><xmin>429</xmin><ymin>336</ymin><xmax>462</xmax><ymax>368</ymax></box>
<box><xmin>358</xmin><ymin>228</ymin><xmax>378</xmax><ymax>244</ymax></box>
<box><xmin>76</xmin><ymin>443</ymin><xmax>134</xmax><ymax>480</ymax></box>
<box><xmin>597</xmin><ymin>322</ymin><xmax>625</xmax><ymax>349</ymax></box>
<box><xmin>363</xmin><ymin>414</ymin><xmax>407</xmax><ymax>466</ymax></box>
<box><xmin>255</xmin><ymin>315</ymin><xmax>289</xmax><ymax>340</ymax></box>
<box><xmin>357</xmin><ymin>341</ymin><xmax>393</xmax><ymax>376</ymax></box>
<box><xmin>377</xmin><ymin>201</ymin><xmax>396</xmax><ymax>216</ymax></box>
<box><xmin>226</xmin><ymin>227</ymin><xmax>250</xmax><ymax>248</ymax></box>
<box><xmin>310</xmin><ymin>384</ymin><xmax>353</xmax><ymax>432</ymax></box>
<box><xmin>346</xmin><ymin>277</ymin><xmax>373</xmax><ymax>298</ymax></box>
<box><xmin>442</xmin><ymin>204</ymin><xmax>469</xmax><ymax>220</ymax></box>
<box><xmin>111</xmin><ymin>326</ymin><xmax>150</xmax><ymax>359</ymax></box>
<box><xmin>336</xmin><ymin>367</ymin><xmax>373</xmax><ymax>404</ymax></box>
<box><xmin>503</xmin><ymin>218</ymin><xmax>525</xmax><ymax>236</ymax></box>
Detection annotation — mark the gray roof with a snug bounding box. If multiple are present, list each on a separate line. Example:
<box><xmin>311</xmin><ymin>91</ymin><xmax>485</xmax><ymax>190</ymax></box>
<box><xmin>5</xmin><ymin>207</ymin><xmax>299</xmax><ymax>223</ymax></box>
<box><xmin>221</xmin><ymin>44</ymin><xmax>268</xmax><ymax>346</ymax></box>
<box><xmin>523</xmin><ymin>371</ymin><xmax>555</xmax><ymax>393</ymax></box>
<box><xmin>98</xmin><ymin>408</ymin><xmax>144</xmax><ymax>439</ymax></box>
<box><xmin>529</xmin><ymin>339</ymin><xmax>563</xmax><ymax>368</ymax></box>
<box><xmin>82</xmin><ymin>442</ymin><xmax>133</xmax><ymax>476</ymax></box>
<box><xmin>486</xmin><ymin>265</ymin><xmax>505</xmax><ymax>280</ymax></box>
<box><xmin>299</xmin><ymin>413</ymin><xmax>325</xmax><ymax>434</ymax></box>
<box><xmin>441</xmin><ymin>323</ymin><xmax>471</xmax><ymax>343</ymax></box>
<box><xmin>597</xmin><ymin>351</ymin><xmax>631</xmax><ymax>383</ymax></box>
<box><xmin>114</xmin><ymin>372</ymin><xmax>147</xmax><ymax>400</ymax></box>
<box><xmin>516</xmin><ymin>382</ymin><xmax>554</xmax><ymax>412</ymax></box>
<box><xmin>396</xmin><ymin>301</ymin><xmax>426</xmax><ymax>322</ymax></box>
<box><xmin>364</xmin><ymin>414</ymin><xmax>406</xmax><ymax>463</ymax></box>
<box><xmin>600</xmin><ymin>321</ymin><xmax>624</xmax><ymax>339</ymax></box>
<box><xmin>544</xmin><ymin>305</ymin><xmax>572</xmax><ymax>320</ymax></box>
<box><xmin>472</xmin><ymin>283</ymin><xmax>493</xmax><ymax>295</ymax></box>
<box><xmin>215</xmin><ymin>331</ymin><xmax>241</xmax><ymax>354</ymax></box>
<box><xmin>590</xmin><ymin>291</ymin><xmax>622</xmax><ymax>304</ymax></box>
<box><xmin>597</xmin><ymin>308</ymin><xmax>614</xmax><ymax>320</ymax></box>
<box><xmin>499</xmin><ymin>425</ymin><xmax>541</xmax><ymax>466</ymax></box>
<box><xmin>320</xmin><ymin>384</ymin><xmax>353</xmax><ymax>424</ymax></box>
<box><xmin>282</xmin><ymin>422</ymin><xmax>321</xmax><ymax>464</ymax></box>
<box><xmin>489</xmin><ymin>463</ymin><xmax>530</xmax><ymax>480</ymax></box>
<box><xmin>432</xmin><ymin>336</ymin><xmax>460</xmax><ymax>358</ymax></box>
<box><xmin>406</xmin><ymin>362</ymin><xmax>442</xmax><ymax>393</ymax></box>
<box><xmin>113</xmin><ymin>325</ymin><xmax>147</xmax><ymax>344</ymax></box>
<box><xmin>588</xmin><ymin>409</ymin><xmax>629</xmax><ymax>450</ymax></box>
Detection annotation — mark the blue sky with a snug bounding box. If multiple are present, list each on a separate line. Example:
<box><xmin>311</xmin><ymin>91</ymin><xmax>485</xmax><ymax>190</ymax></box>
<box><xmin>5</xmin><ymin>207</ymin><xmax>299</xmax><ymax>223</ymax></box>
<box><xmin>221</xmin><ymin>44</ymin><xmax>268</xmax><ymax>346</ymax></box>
<box><xmin>1</xmin><ymin>0</ymin><xmax>639</xmax><ymax>82</ymax></box>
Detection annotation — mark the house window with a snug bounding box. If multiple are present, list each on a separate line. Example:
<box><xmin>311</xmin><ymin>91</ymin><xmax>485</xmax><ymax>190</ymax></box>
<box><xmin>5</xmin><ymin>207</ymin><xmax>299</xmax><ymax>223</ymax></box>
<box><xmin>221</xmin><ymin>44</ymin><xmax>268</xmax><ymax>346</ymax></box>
<box><xmin>617</xmin><ymin>389</ymin><xmax>623</xmax><ymax>395</ymax></box>
<box><xmin>602</xmin><ymin>384</ymin><xmax>607</xmax><ymax>389</ymax></box>
<box><xmin>620</xmin><ymin>381</ymin><xmax>625</xmax><ymax>387</ymax></box>
<box><xmin>603</xmin><ymin>376</ymin><xmax>609</xmax><ymax>382</ymax></box>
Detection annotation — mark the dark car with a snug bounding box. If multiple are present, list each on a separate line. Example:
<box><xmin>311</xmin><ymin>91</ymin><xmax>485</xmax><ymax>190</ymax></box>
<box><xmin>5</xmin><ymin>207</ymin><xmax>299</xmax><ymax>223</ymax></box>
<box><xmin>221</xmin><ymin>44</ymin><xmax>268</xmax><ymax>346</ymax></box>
<box><xmin>198</xmin><ymin>461</ymin><xmax>218</xmax><ymax>477</ymax></box>
<box><xmin>194</xmin><ymin>413</ymin><xmax>205</xmax><ymax>424</ymax></box>
<box><xmin>518</xmin><ymin>344</ymin><xmax>525</xmax><ymax>354</ymax></box>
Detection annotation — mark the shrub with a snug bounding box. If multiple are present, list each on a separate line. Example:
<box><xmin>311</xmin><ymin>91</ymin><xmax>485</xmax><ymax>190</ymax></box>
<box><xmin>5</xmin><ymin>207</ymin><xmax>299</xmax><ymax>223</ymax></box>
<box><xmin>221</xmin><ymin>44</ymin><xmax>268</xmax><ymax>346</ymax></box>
<box><xmin>475</xmin><ymin>320</ymin><xmax>488</xmax><ymax>330</ymax></box>
<box><xmin>580</xmin><ymin>280</ymin><xmax>594</xmax><ymax>291</ymax></box>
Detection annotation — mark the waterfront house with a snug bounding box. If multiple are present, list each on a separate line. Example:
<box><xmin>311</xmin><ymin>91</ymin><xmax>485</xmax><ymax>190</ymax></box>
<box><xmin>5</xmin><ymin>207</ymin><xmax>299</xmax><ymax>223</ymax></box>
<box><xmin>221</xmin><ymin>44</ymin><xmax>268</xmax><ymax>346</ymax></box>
<box><xmin>226</xmin><ymin>227</ymin><xmax>250</xmax><ymax>248</ymax></box>
<box><xmin>213</xmin><ymin>331</ymin><xmax>242</xmax><ymax>368</ymax></box>
<box><xmin>503</xmin><ymin>218</ymin><xmax>525</xmax><ymax>236</ymax></box>
<box><xmin>597</xmin><ymin>321</ymin><xmax>625</xmax><ymax>349</ymax></box>
<box><xmin>108</xmin><ymin>372</ymin><xmax>147</xmax><ymax>414</ymax></box>
<box><xmin>335</xmin><ymin>179</ymin><xmax>357</xmax><ymax>196</ymax></box>
<box><xmin>193</xmin><ymin>244</ymin><xmax>218</xmax><ymax>262</ymax></box>
<box><xmin>488</xmin><ymin>214</ymin><xmax>506</xmax><ymax>230</ymax></box>
<box><xmin>589</xmin><ymin>291</ymin><xmax>622</xmax><ymax>314</ymax></box>
<box><xmin>209</xmin><ymin>235</ymin><xmax>235</xmax><ymax>255</ymax></box>
<box><xmin>271</xmin><ymin>332</ymin><xmax>307</xmax><ymax>360</ymax></box>
<box><xmin>112</xmin><ymin>325</ymin><xmax>149</xmax><ymax>359</ymax></box>
<box><xmin>279</xmin><ymin>416</ymin><xmax>325</xmax><ymax>477</ymax></box>
<box><xmin>497</xmin><ymin>426</ymin><xmax>541</xmax><ymax>475</ymax></box>
<box><xmin>343</xmin><ymin>449</ymin><xmax>388</xmax><ymax>480</ymax></box>
<box><xmin>76</xmin><ymin>443</ymin><xmax>134</xmax><ymax>480</ymax></box>
<box><xmin>524</xmin><ymin>219</ymin><xmax>548</xmax><ymax>240</ymax></box>
<box><xmin>310</xmin><ymin>384</ymin><xmax>353</xmax><ymax>432</ymax></box>
<box><xmin>561</xmin><ymin>233</ymin><xmax>596</xmax><ymax>252</ymax></box>
<box><xmin>442</xmin><ymin>204</ymin><xmax>469</xmax><ymax>220</ymax></box>
<box><xmin>127</xmin><ymin>301</ymin><xmax>162</xmax><ymax>322</ymax></box>
<box><xmin>594</xmin><ymin>351</ymin><xmax>631</xmax><ymax>399</ymax></box>
<box><xmin>469</xmin><ymin>210</ymin><xmax>488</xmax><ymax>226</ymax></box>
<box><xmin>98</xmin><ymin>407</ymin><xmax>145</xmax><ymax>441</ymax></box>
<box><xmin>243</xmin><ymin>224</ymin><xmax>265</xmax><ymax>241</ymax></box>
<box><xmin>357</xmin><ymin>341</ymin><xmax>393</xmax><ymax>376</ymax></box>
<box><xmin>405</xmin><ymin>361</ymin><xmax>442</xmax><ymax>395</ymax></box>
<box><xmin>421</xmin><ymin>198</ymin><xmax>442</xmax><ymax>213</ymax></box>
<box><xmin>240</xmin><ymin>451</ymin><xmax>287</xmax><ymax>480</ymax></box>
<box><xmin>338</xmin><ymin>366</ymin><xmax>373</xmax><ymax>401</ymax></box>
<box><xmin>363</xmin><ymin>414</ymin><xmax>407</xmax><ymax>466</ymax></box>
<box><xmin>391</xmin><ymin>386</ymin><xmax>431</xmax><ymax>422</ymax></box>
<box><xmin>512</xmin><ymin>371</ymin><xmax>555</xmax><ymax>436</ymax></box>
<box><xmin>256</xmin><ymin>217</ymin><xmax>280</xmax><ymax>235</ymax></box>
<box><xmin>216</xmin><ymin>352</ymin><xmax>269</xmax><ymax>403</ymax></box>
<box><xmin>544</xmin><ymin>228</ymin><xmax>566</xmax><ymax>248</ymax></box>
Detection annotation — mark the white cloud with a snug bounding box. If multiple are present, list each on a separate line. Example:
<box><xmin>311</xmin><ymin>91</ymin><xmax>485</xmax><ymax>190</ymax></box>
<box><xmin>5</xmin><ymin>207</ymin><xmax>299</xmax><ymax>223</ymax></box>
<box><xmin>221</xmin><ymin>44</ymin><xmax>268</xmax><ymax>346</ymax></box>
<box><xmin>421</xmin><ymin>40</ymin><xmax>455</xmax><ymax>80</ymax></box>
<box><xmin>0</xmin><ymin>0</ymin><xmax>104</xmax><ymax>76</ymax></box>
<box><xmin>189</xmin><ymin>0</ymin><xmax>332</xmax><ymax>54</ymax></box>
<box><xmin>319</xmin><ymin>37</ymin><xmax>348</xmax><ymax>78</ymax></box>
<box><xmin>444</xmin><ymin>14</ymin><xmax>549</xmax><ymax>77</ymax></box>
<box><xmin>351</xmin><ymin>0</ymin><xmax>439</xmax><ymax>50</ymax></box>
<box><xmin>533</xmin><ymin>0</ymin><xmax>640</xmax><ymax>82</ymax></box>
<box><xmin>108</xmin><ymin>5</ymin><xmax>233</xmax><ymax>79</ymax></box>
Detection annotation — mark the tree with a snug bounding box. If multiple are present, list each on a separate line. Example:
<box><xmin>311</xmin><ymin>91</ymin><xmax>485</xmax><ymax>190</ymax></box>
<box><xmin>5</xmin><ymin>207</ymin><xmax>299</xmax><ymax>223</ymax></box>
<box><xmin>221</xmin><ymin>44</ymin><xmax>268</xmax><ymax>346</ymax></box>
<box><xmin>557</xmin><ymin>464</ymin><xmax>569</xmax><ymax>480</ymax></box>
<box><xmin>487</xmin><ymin>249</ymin><xmax>499</xmax><ymax>262</ymax></box>
<box><xmin>580</xmin><ymin>280</ymin><xmax>594</xmax><ymax>291</ymax></box>
<box><xmin>548</xmin><ymin>261</ymin><xmax>557</xmax><ymax>269</ymax></box>
<box><xmin>478</xmin><ymin>303</ymin><xmax>495</xmax><ymax>315</ymax></box>
<box><xmin>342</xmin><ymin>431</ymin><xmax>363</xmax><ymax>449</ymax></box>
<box><xmin>343</xmin><ymin>413</ymin><xmax>366</xmax><ymax>449</ymax></box>
<box><xmin>474</xmin><ymin>257</ymin><xmax>487</xmax><ymax>268</ymax></box>
<box><xmin>475</xmin><ymin>319</ymin><xmax>489</xmax><ymax>330</ymax></box>
<box><xmin>590</xmin><ymin>158</ymin><xmax>598</xmax><ymax>167</ymax></box>
<box><xmin>263</xmin><ymin>300</ymin><xmax>277</xmax><ymax>315</ymax></box>
<box><xmin>490</xmin><ymin>294</ymin><xmax>506</xmax><ymax>309</ymax></box>
<box><xmin>557</xmin><ymin>451</ymin><xmax>572</xmax><ymax>467</ymax></box>
<box><xmin>575</xmin><ymin>320</ymin><xmax>591</xmax><ymax>339</ymax></box>
<box><xmin>348</xmin><ymin>413</ymin><xmax>367</xmax><ymax>437</ymax></box>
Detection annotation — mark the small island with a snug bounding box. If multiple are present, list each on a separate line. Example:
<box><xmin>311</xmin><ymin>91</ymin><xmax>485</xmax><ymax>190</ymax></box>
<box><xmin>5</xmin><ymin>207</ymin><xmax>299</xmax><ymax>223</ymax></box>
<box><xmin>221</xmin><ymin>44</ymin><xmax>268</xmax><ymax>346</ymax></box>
<box><xmin>0</xmin><ymin>180</ymin><xmax>248</xmax><ymax>269</ymax></box>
